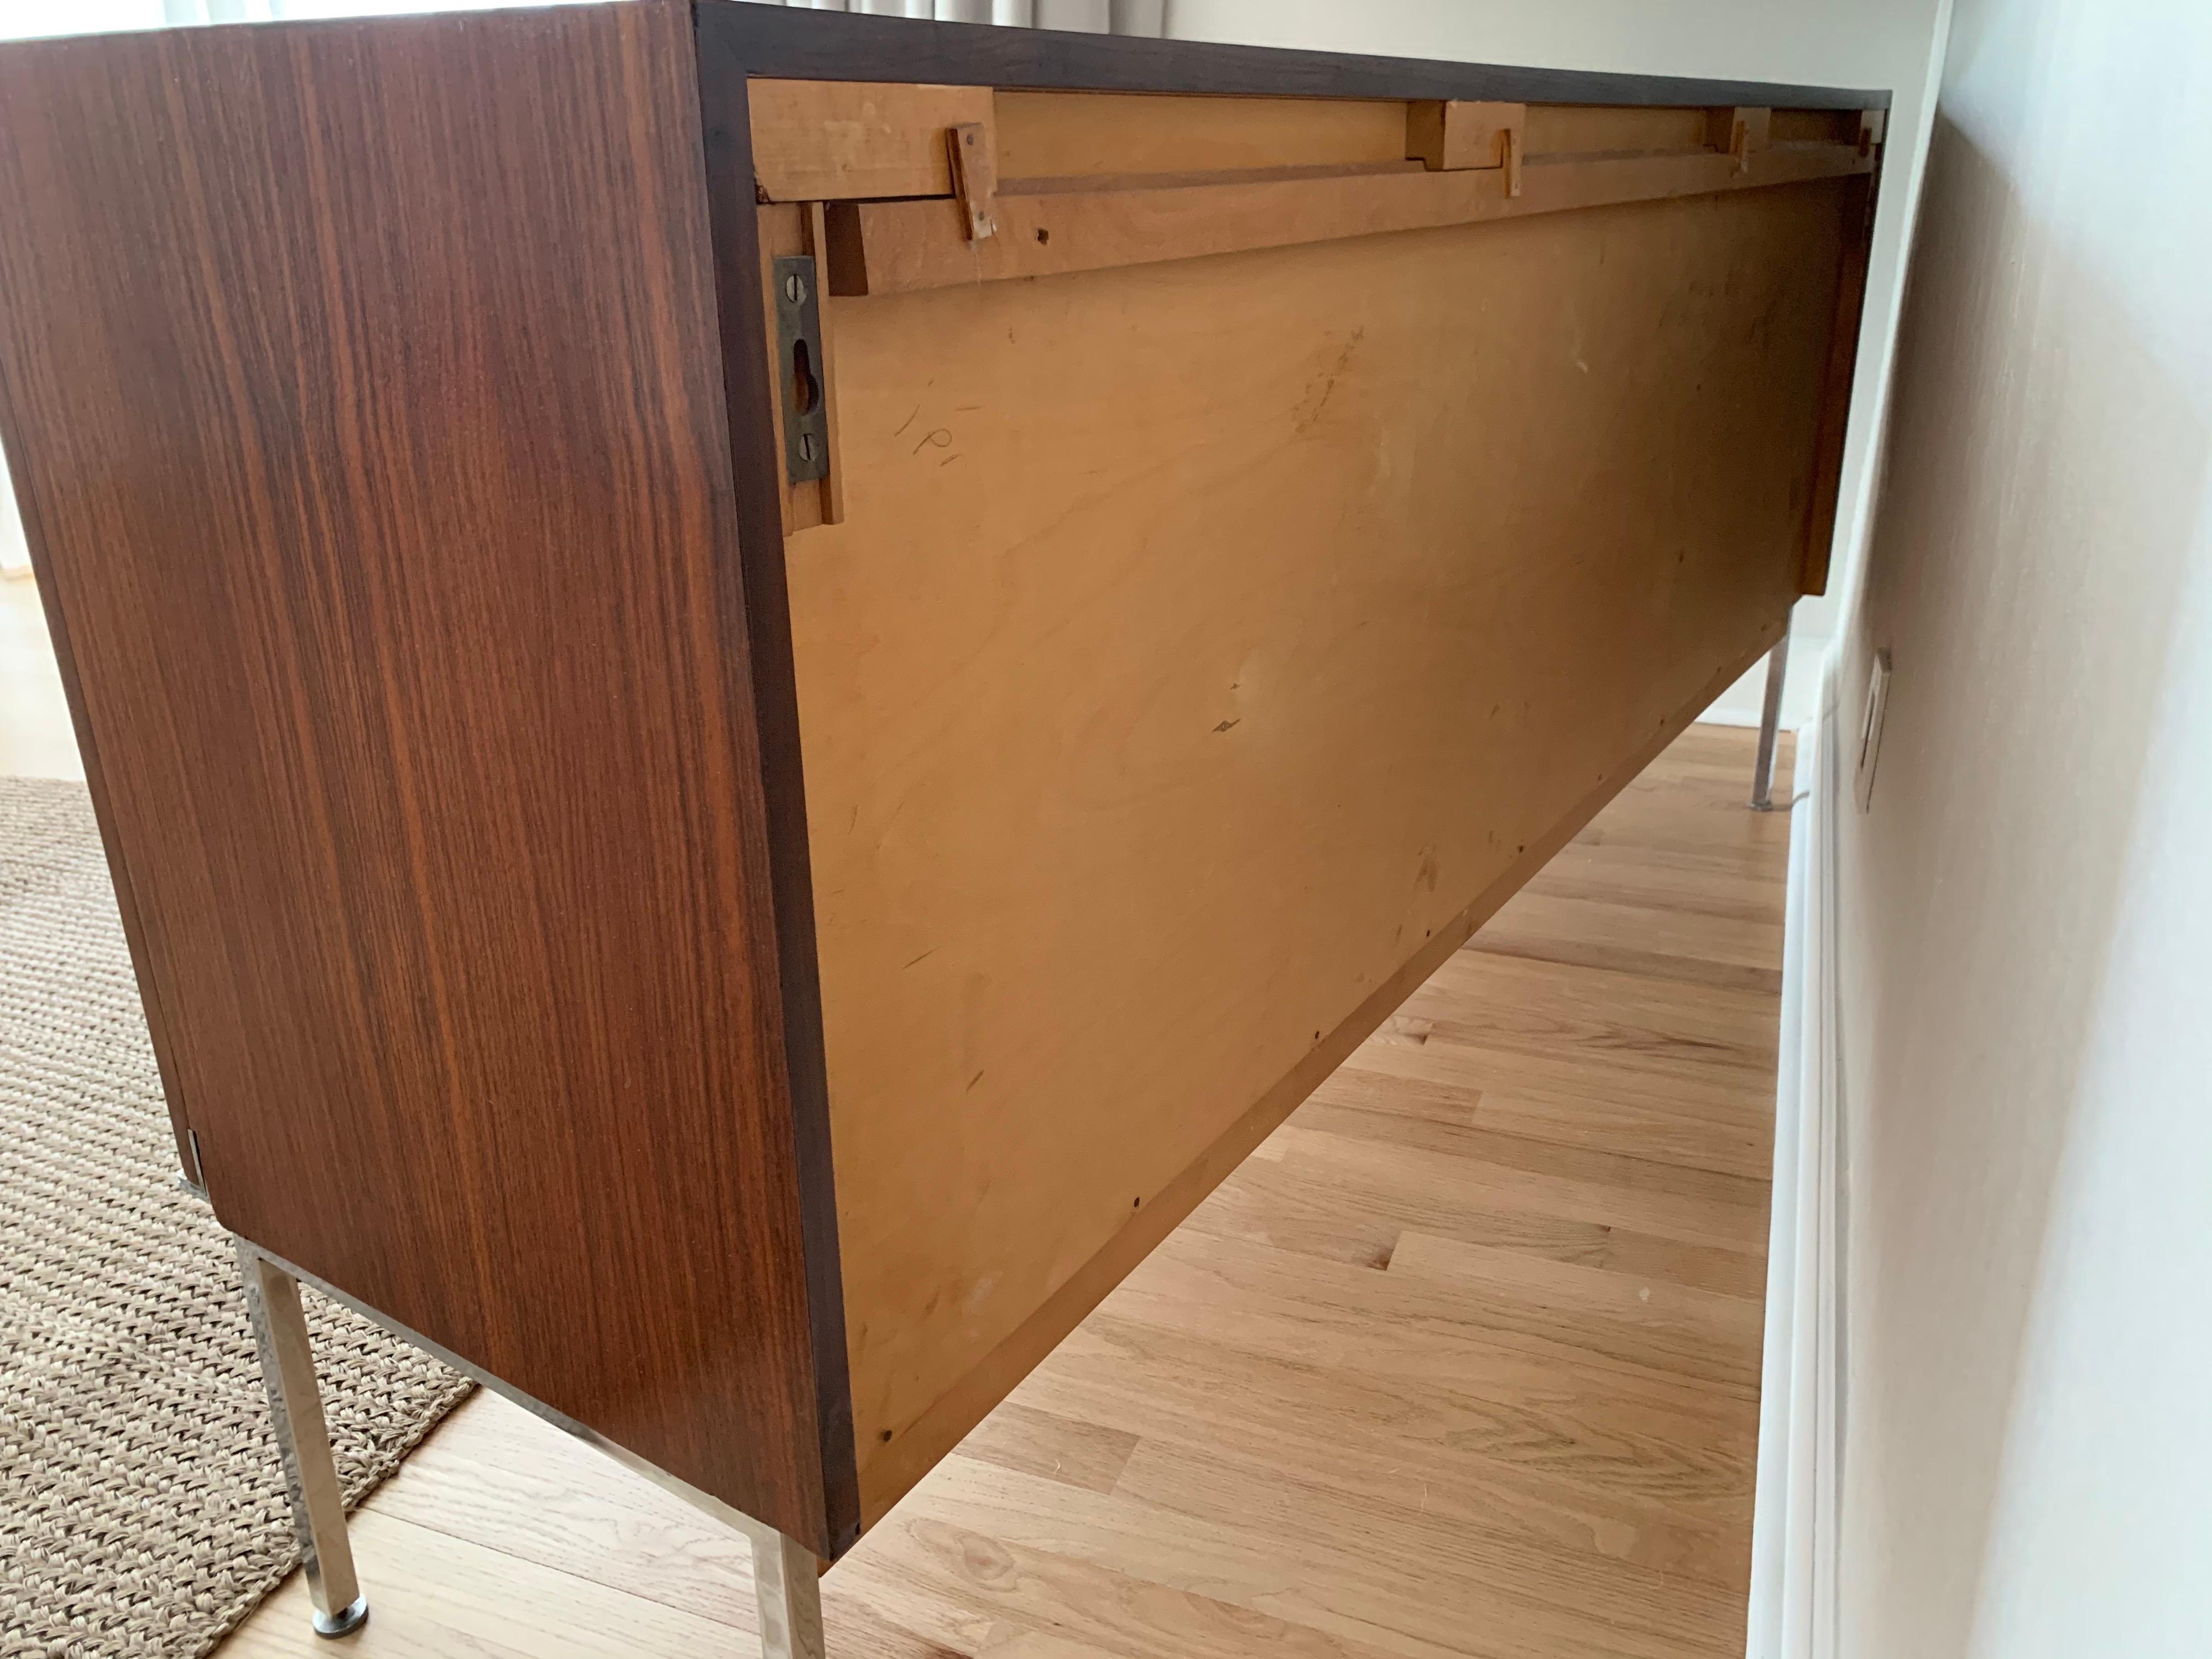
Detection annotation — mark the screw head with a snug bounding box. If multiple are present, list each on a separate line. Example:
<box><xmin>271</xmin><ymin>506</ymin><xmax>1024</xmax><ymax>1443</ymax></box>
<box><xmin>784</xmin><ymin>272</ymin><xmax>805</xmax><ymax>304</ymax></box>
<box><xmin>797</xmin><ymin>432</ymin><xmax>817</xmax><ymax>462</ymax></box>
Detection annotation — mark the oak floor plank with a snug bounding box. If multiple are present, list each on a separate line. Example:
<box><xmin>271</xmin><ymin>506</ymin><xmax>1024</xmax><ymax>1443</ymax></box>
<box><xmin>367</xmin><ymin>1399</ymin><xmax>755</xmax><ymax>1626</ymax></box>
<box><xmin>1472</xmin><ymin>1088</ymin><xmax>1773</xmax><ymax>1183</ymax></box>
<box><xmin>214</xmin><ymin>724</ymin><xmax>1789</xmax><ymax>1659</ymax></box>
<box><xmin>1260</xmin><ymin>1119</ymin><xmax>1769</xmax><ymax>1252</ymax></box>
<box><xmin>1095</xmin><ymin>1232</ymin><xmax>1766</xmax><ymax>1437</ymax></box>
<box><xmin>1465</xmin><ymin>888</ymin><xmax>1785</xmax><ymax>993</ymax></box>
<box><xmin>1599</xmin><ymin>1227</ymin><xmax>1770</xmax><ymax>1301</ymax></box>
<box><xmin>1181</xmin><ymin>1141</ymin><xmax>1611</xmax><ymax>1270</ymax></box>
<box><xmin>1339</xmin><ymin>1030</ymin><xmax>1779</xmax><ymax>1134</ymax></box>
<box><xmin>1419</xmin><ymin>948</ymin><xmax>1784</xmax><ymax>1052</ymax></box>
<box><xmin>1573</xmin><ymin>811</ymin><xmax>1790</xmax><ymax>873</ymax></box>
<box><xmin>1385</xmin><ymin>1232</ymin><xmax>1766</xmax><ymax>1390</ymax></box>
<box><xmin>1103</xmin><ymin>1442</ymin><xmax>1749</xmax><ymax>1657</ymax></box>
<box><xmin>1182</xmin><ymin>1122</ymin><xmax>1768</xmax><ymax>1294</ymax></box>
<box><xmin>905</xmin><ymin>1467</ymin><xmax>1707</xmax><ymax>1659</ymax></box>
<box><xmin>1360</xmin><ymin>961</ymin><xmax>1785</xmax><ymax>1082</ymax></box>
<box><xmin>1299</xmin><ymin>1096</ymin><xmax>1772</xmax><ymax>1212</ymax></box>
<box><xmin>950</xmin><ymin>1399</ymin><xmax>1143</xmax><ymax>1496</ymax></box>
<box><xmin>860</xmin><ymin>1509</ymin><xmax>1415</xmax><ymax>1659</ymax></box>
<box><xmin>1013</xmin><ymin>1320</ymin><xmax>1756</xmax><ymax>1575</ymax></box>
<box><xmin>219</xmin><ymin>1506</ymin><xmax>757</xmax><ymax>1659</ymax></box>
<box><xmin>1522</xmin><ymin>841</ymin><xmax>1789</xmax><ymax>926</ymax></box>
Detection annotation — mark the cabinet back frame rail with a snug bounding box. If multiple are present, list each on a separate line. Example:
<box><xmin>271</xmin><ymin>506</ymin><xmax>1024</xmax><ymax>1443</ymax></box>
<box><xmin>747</xmin><ymin>78</ymin><xmax>1883</xmax><ymax>297</ymax></box>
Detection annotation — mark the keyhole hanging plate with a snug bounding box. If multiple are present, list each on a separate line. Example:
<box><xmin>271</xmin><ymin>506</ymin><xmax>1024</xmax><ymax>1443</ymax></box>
<box><xmin>772</xmin><ymin>255</ymin><xmax>830</xmax><ymax>485</ymax></box>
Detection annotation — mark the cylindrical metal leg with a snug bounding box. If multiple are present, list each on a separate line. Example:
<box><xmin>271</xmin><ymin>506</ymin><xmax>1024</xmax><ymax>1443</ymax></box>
<box><xmin>750</xmin><ymin>1527</ymin><xmax>826</xmax><ymax>1659</ymax></box>
<box><xmin>237</xmin><ymin>1240</ymin><xmax>369</xmax><ymax>1637</ymax></box>
<box><xmin>1749</xmin><ymin>622</ymin><xmax>1792</xmax><ymax>811</ymax></box>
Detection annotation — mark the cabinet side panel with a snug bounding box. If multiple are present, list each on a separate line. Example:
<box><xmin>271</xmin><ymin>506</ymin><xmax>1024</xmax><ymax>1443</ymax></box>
<box><xmin>0</xmin><ymin>4</ymin><xmax>830</xmax><ymax>1547</ymax></box>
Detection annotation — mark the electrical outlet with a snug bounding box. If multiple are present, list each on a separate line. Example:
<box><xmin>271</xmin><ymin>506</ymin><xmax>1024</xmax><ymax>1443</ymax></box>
<box><xmin>1855</xmin><ymin>648</ymin><xmax>1891</xmax><ymax>812</ymax></box>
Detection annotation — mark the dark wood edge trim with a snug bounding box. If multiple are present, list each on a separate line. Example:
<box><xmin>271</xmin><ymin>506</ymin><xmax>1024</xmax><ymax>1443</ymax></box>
<box><xmin>1798</xmin><ymin>163</ymin><xmax>1880</xmax><ymax>596</ymax></box>
<box><xmin>0</xmin><ymin>377</ymin><xmax>199</xmax><ymax>1183</ymax></box>
<box><xmin>698</xmin><ymin>2</ymin><xmax>1890</xmax><ymax>112</ymax></box>
<box><xmin>690</xmin><ymin>0</ymin><xmax>860</xmax><ymax>1561</ymax></box>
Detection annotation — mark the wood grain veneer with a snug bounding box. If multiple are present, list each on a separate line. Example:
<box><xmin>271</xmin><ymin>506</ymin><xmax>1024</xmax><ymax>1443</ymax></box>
<box><xmin>0</xmin><ymin>1</ymin><xmax>852</xmax><ymax>1554</ymax></box>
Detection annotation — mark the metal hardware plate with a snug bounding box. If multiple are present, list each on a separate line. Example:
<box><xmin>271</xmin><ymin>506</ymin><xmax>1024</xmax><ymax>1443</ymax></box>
<box><xmin>773</xmin><ymin>255</ymin><xmax>830</xmax><ymax>486</ymax></box>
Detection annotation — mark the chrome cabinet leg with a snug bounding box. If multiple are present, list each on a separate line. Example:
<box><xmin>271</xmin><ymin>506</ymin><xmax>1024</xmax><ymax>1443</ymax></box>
<box><xmin>1750</xmin><ymin>620</ymin><xmax>1792</xmax><ymax>811</ymax></box>
<box><xmin>237</xmin><ymin>1240</ymin><xmax>369</xmax><ymax>1637</ymax></box>
<box><xmin>750</xmin><ymin>1527</ymin><xmax>826</xmax><ymax>1659</ymax></box>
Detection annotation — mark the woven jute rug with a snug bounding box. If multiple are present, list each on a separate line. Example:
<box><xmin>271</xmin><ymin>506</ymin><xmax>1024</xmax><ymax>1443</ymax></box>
<box><xmin>0</xmin><ymin>777</ymin><xmax>472</xmax><ymax>1658</ymax></box>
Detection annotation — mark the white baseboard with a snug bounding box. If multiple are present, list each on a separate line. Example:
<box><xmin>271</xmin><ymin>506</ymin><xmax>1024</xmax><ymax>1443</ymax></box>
<box><xmin>1744</xmin><ymin>664</ymin><xmax>1843</xmax><ymax>1659</ymax></box>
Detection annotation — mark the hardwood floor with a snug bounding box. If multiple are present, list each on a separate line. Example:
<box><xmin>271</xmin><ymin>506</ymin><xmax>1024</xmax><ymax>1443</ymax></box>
<box><xmin>220</xmin><ymin>723</ymin><xmax>1793</xmax><ymax>1659</ymax></box>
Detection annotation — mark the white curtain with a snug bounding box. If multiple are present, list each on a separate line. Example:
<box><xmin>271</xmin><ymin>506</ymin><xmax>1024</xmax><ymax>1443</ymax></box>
<box><xmin>0</xmin><ymin>1</ymin><xmax>1165</xmax><ymax>34</ymax></box>
<box><xmin>165</xmin><ymin>0</ymin><xmax>1170</xmax><ymax>28</ymax></box>
<box><xmin>765</xmin><ymin>0</ymin><xmax>1166</xmax><ymax>35</ymax></box>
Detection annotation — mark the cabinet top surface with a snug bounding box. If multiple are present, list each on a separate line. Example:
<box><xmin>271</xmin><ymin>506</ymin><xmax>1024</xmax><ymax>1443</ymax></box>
<box><xmin>701</xmin><ymin>3</ymin><xmax>1891</xmax><ymax>112</ymax></box>
<box><xmin>1</xmin><ymin>3</ymin><xmax>1890</xmax><ymax>114</ymax></box>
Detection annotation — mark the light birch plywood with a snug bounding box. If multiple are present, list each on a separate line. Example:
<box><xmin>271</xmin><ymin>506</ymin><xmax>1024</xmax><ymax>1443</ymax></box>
<box><xmin>792</xmin><ymin>185</ymin><xmax>1834</xmax><ymax>1521</ymax></box>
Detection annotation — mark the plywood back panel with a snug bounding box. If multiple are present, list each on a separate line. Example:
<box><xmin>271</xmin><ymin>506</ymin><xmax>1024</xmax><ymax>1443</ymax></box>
<box><xmin>995</xmin><ymin>88</ymin><xmax>1410</xmax><ymax>180</ymax></box>
<box><xmin>1524</xmin><ymin>103</ymin><xmax>1717</xmax><ymax>156</ymax></box>
<box><xmin>791</xmin><ymin>180</ymin><xmax>1850</xmax><ymax>1519</ymax></box>
<box><xmin>1772</xmin><ymin>107</ymin><xmax>1864</xmax><ymax>145</ymax></box>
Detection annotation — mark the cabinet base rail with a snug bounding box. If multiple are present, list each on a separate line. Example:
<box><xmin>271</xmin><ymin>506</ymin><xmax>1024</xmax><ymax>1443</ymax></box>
<box><xmin>232</xmin><ymin>1237</ymin><xmax>826</xmax><ymax>1658</ymax></box>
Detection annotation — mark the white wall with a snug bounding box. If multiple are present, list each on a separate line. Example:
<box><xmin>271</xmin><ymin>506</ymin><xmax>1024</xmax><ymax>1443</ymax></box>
<box><xmin>1167</xmin><ymin>0</ymin><xmax>1948</xmax><ymax>732</ymax></box>
<box><xmin>1830</xmin><ymin>0</ymin><xmax>2212</xmax><ymax>1653</ymax></box>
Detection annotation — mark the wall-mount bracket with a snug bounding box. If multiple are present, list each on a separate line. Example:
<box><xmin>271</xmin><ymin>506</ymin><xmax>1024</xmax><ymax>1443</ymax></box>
<box><xmin>773</xmin><ymin>254</ymin><xmax>831</xmax><ymax>486</ymax></box>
